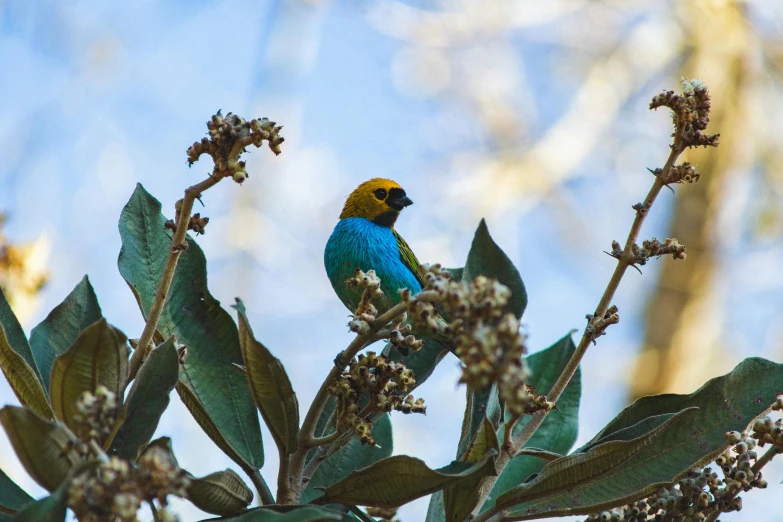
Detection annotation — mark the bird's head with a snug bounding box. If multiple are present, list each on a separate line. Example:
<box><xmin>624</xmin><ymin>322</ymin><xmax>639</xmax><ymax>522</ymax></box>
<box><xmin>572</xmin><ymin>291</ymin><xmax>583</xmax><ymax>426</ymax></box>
<box><xmin>339</xmin><ymin>178</ymin><xmax>413</xmax><ymax>227</ymax></box>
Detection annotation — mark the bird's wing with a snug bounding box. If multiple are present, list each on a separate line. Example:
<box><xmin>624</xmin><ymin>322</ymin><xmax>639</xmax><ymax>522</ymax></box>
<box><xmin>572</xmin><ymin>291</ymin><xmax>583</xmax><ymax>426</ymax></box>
<box><xmin>393</xmin><ymin>229</ymin><xmax>427</xmax><ymax>288</ymax></box>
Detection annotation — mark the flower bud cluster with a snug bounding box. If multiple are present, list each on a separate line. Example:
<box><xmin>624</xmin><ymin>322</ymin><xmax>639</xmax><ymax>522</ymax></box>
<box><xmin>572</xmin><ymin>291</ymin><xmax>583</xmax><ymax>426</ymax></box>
<box><xmin>750</xmin><ymin>413</ymin><xmax>783</xmax><ymax>450</ymax></box>
<box><xmin>72</xmin><ymin>385</ymin><xmax>118</xmax><ymax>444</ymax></box>
<box><xmin>186</xmin><ymin>112</ymin><xmax>284</xmax><ymax>182</ymax></box>
<box><xmin>165</xmin><ymin>200</ymin><xmax>212</xmax><ymax>237</ymax></box>
<box><xmin>345</xmin><ymin>269</ymin><xmax>382</xmax><ymax>335</ymax></box>
<box><xmin>387</xmin><ymin>314</ymin><xmax>424</xmax><ymax>353</ymax></box>
<box><xmin>648</xmin><ymin>162</ymin><xmax>701</xmax><ymax>186</ymax></box>
<box><xmin>328</xmin><ymin>352</ymin><xmax>425</xmax><ymax>445</ymax></box>
<box><xmin>585</xmin><ymin>305</ymin><xmax>620</xmax><ymax>343</ymax></box>
<box><xmin>611</xmin><ymin>238</ymin><xmax>686</xmax><ymax>267</ymax></box>
<box><xmin>614</xmin><ymin>237</ymin><xmax>688</xmax><ymax>266</ymax></box>
<box><xmin>649</xmin><ymin>79</ymin><xmax>719</xmax><ymax>150</ymax></box>
<box><xmin>410</xmin><ymin>265</ymin><xmax>551</xmax><ymax>417</ymax></box>
<box><xmin>69</xmin><ymin>457</ymin><xmax>143</xmax><ymax>522</ymax></box>
<box><xmin>136</xmin><ymin>444</ymin><xmax>190</xmax><ymax>506</ymax></box>
<box><xmin>68</xmin><ymin>444</ymin><xmax>189</xmax><ymax>521</ymax></box>
<box><xmin>584</xmin><ymin>429</ymin><xmax>773</xmax><ymax>522</ymax></box>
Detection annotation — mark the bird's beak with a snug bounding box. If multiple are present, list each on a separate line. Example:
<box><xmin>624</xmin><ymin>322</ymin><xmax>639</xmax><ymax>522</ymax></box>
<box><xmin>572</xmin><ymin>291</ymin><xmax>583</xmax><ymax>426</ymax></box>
<box><xmin>388</xmin><ymin>196</ymin><xmax>413</xmax><ymax>211</ymax></box>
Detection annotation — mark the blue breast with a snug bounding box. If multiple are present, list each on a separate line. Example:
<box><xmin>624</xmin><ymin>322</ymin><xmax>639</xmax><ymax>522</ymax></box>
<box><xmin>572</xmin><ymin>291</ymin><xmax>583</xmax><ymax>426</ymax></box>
<box><xmin>324</xmin><ymin>217</ymin><xmax>422</xmax><ymax>313</ymax></box>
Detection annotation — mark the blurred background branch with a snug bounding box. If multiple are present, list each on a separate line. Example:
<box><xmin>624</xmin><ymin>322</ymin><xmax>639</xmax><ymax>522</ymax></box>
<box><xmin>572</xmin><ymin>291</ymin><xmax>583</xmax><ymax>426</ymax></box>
<box><xmin>0</xmin><ymin>213</ymin><xmax>48</xmax><ymax>324</ymax></box>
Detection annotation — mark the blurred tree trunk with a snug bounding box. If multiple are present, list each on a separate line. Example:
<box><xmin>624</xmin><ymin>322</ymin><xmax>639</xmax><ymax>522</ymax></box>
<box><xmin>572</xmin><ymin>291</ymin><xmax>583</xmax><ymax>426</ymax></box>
<box><xmin>630</xmin><ymin>0</ymin><xmax>756</xmax><ymax>398</ymax></box>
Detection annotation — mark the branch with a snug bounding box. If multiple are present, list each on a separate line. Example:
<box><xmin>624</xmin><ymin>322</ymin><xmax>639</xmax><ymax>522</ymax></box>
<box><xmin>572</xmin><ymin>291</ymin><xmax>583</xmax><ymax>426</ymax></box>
<box><xmin>471</xmin><ymin>123</ymin><xmax>689</xmax><ymax>522</ymax></box>
<box><xmin>127</xmin><ymin>112</ymin><xmax>284</xmax><ymax>381</ymax></box>
<box><xmin>276</xmin><ymin>446</ymin><xmax>290</xmax><ymax>504</ymax></box>
<box><xmin>751</xmin><ymin>445</ymin><xmax>780</xmax><ymax>475</ymax></box>
<box><xmin>282</xmin><ymin>291</ymin><xmax>440</xmax><ymax>503</ymax></box>
<box><xmin>245</xmin><ymin>467</ymin><xmax>275</xmax><ymax>506</ymax></box>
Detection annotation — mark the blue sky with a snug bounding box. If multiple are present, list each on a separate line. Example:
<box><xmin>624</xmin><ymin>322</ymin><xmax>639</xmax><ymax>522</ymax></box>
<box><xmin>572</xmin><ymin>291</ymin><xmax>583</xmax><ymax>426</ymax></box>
<box><xmin>1</xmin><ymin>1</ymin><xmax>782</xmax><ymax>520</ymax></box>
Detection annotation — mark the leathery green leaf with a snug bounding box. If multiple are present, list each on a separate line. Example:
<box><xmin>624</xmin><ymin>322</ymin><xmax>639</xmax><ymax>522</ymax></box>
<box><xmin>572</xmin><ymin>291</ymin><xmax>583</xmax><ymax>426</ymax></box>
<box><xmin>499</xmin><ymin>357</ymin><xmax>783</xmax><ymax>520</ymax></box>
<box><xmin>118</xmin><ymin>184</ymin><xmax>263</xmax><ymax>469</ymax></box>
<box><xmin>315</xmin><ymin>451</ymin><xmax>497</xmax><ymax>508</ymax></box>
<box><xmin>49</xmin><ymin>318</ymin><xmax>129</xmax><ymax>433</ymax></box>
<box><xmin>109</xmin><ymin>337</ymin><xmax>179</xmax><ymax>459</ymax></box>
<box><xmin>463</xmin><ymin>219</ymin><xmax>527</xmax><ymax>319</ymax></box>
<box><xmin>235</xmin><ymin>299</ymin><xmax>299</xmax><ymax>455</ymax></box>
<box><xmin>11</xmin><ymin>479</ymin><xmax>69</xmax><ymax>522</ymax></box>
<box><xmin>0</xmin><ymin>467</ymin><xmax>34</xmax><ymax>514</ymax></box>
<box><xmin>186</xmin><ymin>469</ymin><xmax>253</xmax><ymax>516</ymax></box>
<box><xmin>0</xmin><ymin>286</ymin><xmax>41</xmax><ymax>384</ymax></box>
<box><xmin>443</xmin><ymin>416</ymin><xmax>500</xmax><ymax>522</ymax></box>
<box><xmin>302</xmin><ymin>413</ymin><xmax>393</xmax><ymax>504</ymax></box>
<box><xmin>495</xmin><ymin>409</ymin><xmax>695</xmax><ymax>512</ymax></box>
<box><xmin>463</xmin><ymin>416</ymin><xmax>500</xmax><ymax>464</ymax></box>
<box><xmin>176</xmin><ymin>379</ymin><xmax>258</xmax><ymax>470</ymax></box>
<box><xmin>456</xmin><ymin>384</ymin><xmax>500</xmax><ymax>460</ymax></box>
<box><xmin>0</xmin><ymin>324</ymin><xmax>54</xmax><ymax>420</ymax></box>
<box><xmin>200</xmin><ymin>505</ymin><xmax>351</xmax><ymax>521</ymax></box>
<box><xmin>0</xmin><ymin>406</ymin><xmax>81</xmax><ymax>492</ymax></box>
<box><xmin>30</xmin><ymin>275</ymin><xmax>102</xmax><ymax>399</ymax></box>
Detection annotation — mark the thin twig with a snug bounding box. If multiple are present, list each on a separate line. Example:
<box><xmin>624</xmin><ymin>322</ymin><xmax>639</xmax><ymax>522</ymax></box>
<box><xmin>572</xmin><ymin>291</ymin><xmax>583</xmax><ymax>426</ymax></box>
<box><xmin>149</xmin><ymin>501</ymin><xmax>161</xmax><ymax>522</ymax></box>
<box><xmin>127</xmin><ymin>173</ymin><xmax>228</xmax><ymax>380</ymax></box>
<box><xmin>751</xmin><ymin>446</ymin><xmax>780</xmax><ymax>474</ymax></box>
<box><xmin>471</xmin><ymin>128</ymin><xmax>687</xmax><ymax>521</ymax></box>
<box><xmin>302</xmin><ymin>446</ymin><xmax>329</xmax><ymax>484</ymax></box>
<box><xmin>245</xmin><ymin>467</ymin><xmax>275</xmax><ymax>505</ymax></box>
<box><xmin>308</xmin><ymin>430</ymin><xmax>341</xmax><ymax>448</ymax></box>
<box><xmin>502</xmin><ymin>415</ymin><xmax>520</xmax><ymax>450</ymax></box>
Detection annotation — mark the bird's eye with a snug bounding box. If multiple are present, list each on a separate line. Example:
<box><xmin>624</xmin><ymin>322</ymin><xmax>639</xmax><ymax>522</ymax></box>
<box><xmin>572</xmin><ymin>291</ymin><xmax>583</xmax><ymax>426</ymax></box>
<box><xmin>373</xmin><ymin>188</ymin><xmax>387</xmax><ymax>200</ymax></box>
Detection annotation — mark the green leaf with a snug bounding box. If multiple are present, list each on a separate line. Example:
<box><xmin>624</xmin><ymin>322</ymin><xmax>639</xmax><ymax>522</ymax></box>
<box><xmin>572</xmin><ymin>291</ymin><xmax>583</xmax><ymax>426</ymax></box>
<box><xmin>30</xmin><ymin>276</ymin><xmax>102</xmax><ymax>399</ymax></box>
<box><xmin>456</xmin><ymin>384</ymin><xmax>500</xmax><ymax>460</ymax></box>
<box><xmin>576</xmin><ymin>412</ymin><xmax>678</xmax><ymax>453</ymax></box>
<box><xmin>463</xmin><ymin>416</ymin><xmax>500</xmax><ymax>464</ymax></box>
<box><xmin>443</xmin><ymin>417</ymin><xmax>500</xmax><ymax>522</ymax></box>
<box><xmin>424</xmin><ymin>492</ymin><xmax>445</xmax><ymax>522</ymax></box>
<box><xmin>235</xmin><ymin>299</ymin><xmax>299</xmax><ymax>455</ymax></box>
<box><xmin>200</xmin><ymin>505</ymin><xmax>352</xmax><ymax>521</ymax></box>
<box><xmin>463</xmin><ymin>219</ymin><xmax>527</xmax><ymax>319</ymax></box>
<box><xmin>118</xmin><ymin>184</ymin><xmax>263</xmax><ymax>470</ymax></box>
<box><xmin>109</xmin><ymin>337</ymin><xmax>179</xmax><ymax>460</ymax></box>
<box><xmin>0</xmin><ymin>406</ymin><xmax>81</xmax><ymax>492</ymax></box>
<box><xmin>11</xmin><ymin>479</ymin><xmax>69</xmax><ymax>522</ymax></box>
<box><xmin>495</xmin><ymin>409</ymin><xmax>695</xmax><ymax>514</ymax></box>
<box><xmin>485</xmin><ymin>333</ymin><xmax>581</xmax><ymax>508</ymax></box>
<box><xmin>315</xmin><ymin>451</ymin><xmax>497</xmax><ymax>508</ymax></box>
<box><xmin>49</xmin><ymin>318</ymin><xmax>129</xmax><ymax>433</ymax></box>
<box><xmin>176</xmin><ymin>379</ymin><xmax>262</xmax><ymax>473</ymax></box>
<box><xmin>186</xmin><ymin>469</ymin><xmax>254</xmax><ymax>516</ymax></box>
<box><xmin>499</xmin><ymin>357</ymin><xmax>783</xmax><ymax>520</ymax></box>
<box><xmin>302</xmin><ymin>414</ymin><xmax>393</xmax><ymax>504</ymax></box>
<box><xmin>0</xmin><ymin>287</ymin><xmax>41</xmax><ymax>384</ymax></box>
<box><xmin>0</xmin><ymin>467</ymin><xmax>33</xmax><ymax>513</ymax></box>
<box><xmin>0</xmin><ymin>324</ymin><xmax>54</xmax><ymax>420</ymax></box>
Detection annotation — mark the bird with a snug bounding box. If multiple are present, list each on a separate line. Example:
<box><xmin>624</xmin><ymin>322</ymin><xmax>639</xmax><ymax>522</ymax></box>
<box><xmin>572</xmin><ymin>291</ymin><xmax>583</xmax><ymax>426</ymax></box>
<box><xmin>324</xmin><ymin>178</ymin><xmax>424</xmax><ymax>318</ymax></box>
